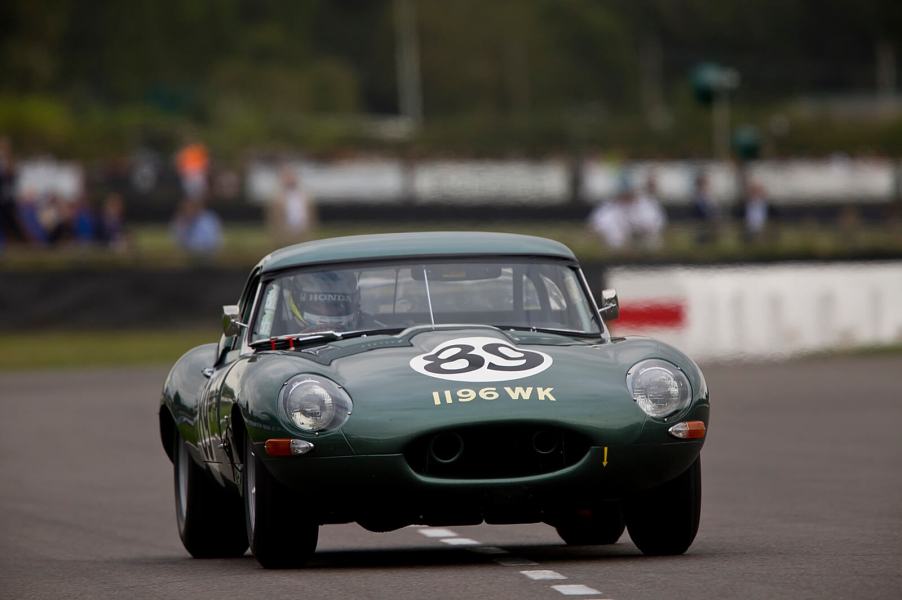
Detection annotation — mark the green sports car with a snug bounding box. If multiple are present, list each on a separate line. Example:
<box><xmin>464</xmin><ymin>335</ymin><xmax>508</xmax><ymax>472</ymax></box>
<box><xmin>159</xmin><ymin>232</ymin><xmax>709</xmax><ymax>568</ymax></box>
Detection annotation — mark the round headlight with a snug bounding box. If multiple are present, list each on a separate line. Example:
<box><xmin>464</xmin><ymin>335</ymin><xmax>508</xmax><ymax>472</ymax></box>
<box><xmin>281</xmin><ymin>375</ymin><xmax>352</xmax><ymax>432</ymax></box>
<box><xmin>626</xmin><ymin>359</ymin><xmax>692</xmax><ymax>419</ymax></box>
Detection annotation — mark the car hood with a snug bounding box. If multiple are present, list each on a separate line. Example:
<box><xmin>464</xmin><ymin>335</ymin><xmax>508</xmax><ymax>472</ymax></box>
<box><xmin>250</xmin><ymin>326</ymin><xmax>676</xmax><ymax>453</ymax></box>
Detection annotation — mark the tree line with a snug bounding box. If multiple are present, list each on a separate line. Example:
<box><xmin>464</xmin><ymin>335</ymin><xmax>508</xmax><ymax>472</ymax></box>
<box><xmin>1</xmin><ymin>0</ymin><xmax>900</xmax><ymax>157</ymax></box>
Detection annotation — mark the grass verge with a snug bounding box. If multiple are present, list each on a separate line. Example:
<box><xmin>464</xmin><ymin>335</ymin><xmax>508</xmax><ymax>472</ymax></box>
<box><xmin>0</xmin><ymin>329</ymin><xmax>219</xmax><ymax>371</ymax></box>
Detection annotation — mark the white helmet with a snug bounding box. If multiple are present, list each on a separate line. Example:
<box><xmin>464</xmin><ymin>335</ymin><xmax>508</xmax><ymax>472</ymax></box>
<box><xmin>285</xmin><ymin>270</ymin><xmax>359</xmax><ymax>332</ymax></box>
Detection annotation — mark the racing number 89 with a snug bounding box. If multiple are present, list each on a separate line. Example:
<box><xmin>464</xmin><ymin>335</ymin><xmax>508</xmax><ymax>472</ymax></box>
<box><xmin>422</xmin><ymin>344</ymin><xmax>483</xmax><ymax>374</ymax></box>
<box><xmin>422</xmin><ymin>341</ymin><xmax>544</xmax><ymax>375</ymax></box>
<box><xmin>482</xmin><ymin>343</ymin><xmax>543</xmax><ymax>371</ymax></box>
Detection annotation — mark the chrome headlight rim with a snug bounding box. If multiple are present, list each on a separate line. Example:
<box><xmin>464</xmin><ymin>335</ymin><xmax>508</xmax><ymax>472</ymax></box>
<box><xmin>279</xmin><ymin>374</ymin><xmax>353</xmax><ymax>434</ymax></box>
<box><xmin>626</xmin><ymin>358</ymin><xmax>693</xmax><ymax>420</ymax></box>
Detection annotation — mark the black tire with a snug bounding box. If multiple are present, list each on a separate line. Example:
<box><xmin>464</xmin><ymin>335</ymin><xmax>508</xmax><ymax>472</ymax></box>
<box><xmin>243</xmin><ymin>436</ymin><xmax>318</xmax><ymax>569</ymax></box>
<box><xmin>554</xmin><ymin>504</ymin><xmax>625</xmax><ymax>545</ymax></box>
<box><xmin>625</xmin><ymin>457</ymin><xmax>702</xmax><ymax>555</ymax></box>
<box><xmin>173</xmin><ymin>431</ymin><xmax>248</xmax><ymax>558</ymax></box>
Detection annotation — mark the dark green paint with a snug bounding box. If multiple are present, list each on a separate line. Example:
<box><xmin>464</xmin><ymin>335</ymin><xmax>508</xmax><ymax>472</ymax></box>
<box><xmin>160</xmin><ymin>234</ymin><xmax>709</xmax><ymax>526</ymax></box>
<box><xmin>257</xmin><ymin>232</ymin><xmax>576</xmax><ymax>273</ymax></box>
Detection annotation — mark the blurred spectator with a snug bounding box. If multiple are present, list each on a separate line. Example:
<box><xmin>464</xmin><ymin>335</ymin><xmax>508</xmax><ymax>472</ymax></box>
<box><xmin>588</xmin><ymin>174</ymin><xmax>666</xmax><ymax>249</ymax></box>
<box><xmin>97</xmin><ymin>192</ymin><xmax>128</xmax><ymax>251</ymax></box>
<box><xmin>175</xmin><ymin>142</ymin><xmax>210</xmax><ymax>200</ymax></box>
<box><xmin>692</xmin><ymin>171</ymin><xmax>716</xmax><ymax>221</ymax></box>
<box><xmin>0</xmin><ymin>138</ymin><xmax>22</xmax><ymax>243</ymax></box>
<box><xmin>637</xmin><ymin>173</ymin><xmax>667</xmax><ymax>241</ymax></box>
<box><xmin>171</xmin><ymin>199</ymin><xmax>222</xmax><ymax>255</ymax></box>
<box><xmin>692</xmin><ymin>171</ymin><xmax>719</xmax><ymax>243</ymax></box>
<box><xmin>43</xmin><ymin>190</ymin><xmax>96</xmax><ymax>246</ymax></box>
<box><xmin>268</xmin><ymin>167</ymin><xmax>317</xmax><ymax>244</ymax></box>
<box><xmin>39</xmin><ymin>194</ymin><xmax>67</xmax><ymax>244</ymax></box>
<box><xmin>16</xmin><ymin>190</ymin><xmax>48</xmax><ymax>245</ymax></box>
<box><xmin>70</xmin><ymin>196</ymin><xmax>97</xmax><ymax>244</ymax></box>
<box><xmin>742</xmin><ymin>180</ymin><xmax>770</xmax><ymax>241</ymax></box>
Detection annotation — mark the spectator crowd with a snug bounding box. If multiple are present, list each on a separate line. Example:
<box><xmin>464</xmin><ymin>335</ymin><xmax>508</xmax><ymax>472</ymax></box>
<box><xmin>0</xmin><ymin>138</ymin><xmax>128</xmax><ymax>252</ymax></box>
<box><xmin>0</xmin><ymin>137</ymin><xmax>324</xmax><ymax>258</ymax></box>
<box><xmin>587</xmin><ymin>168</ymin><xmax>771</xmax><ymax>250</ymax></box>
<box><xmin>0</xmin><ymin>133</ymin><xmax>790</xmax><ymax>259</ymax></box>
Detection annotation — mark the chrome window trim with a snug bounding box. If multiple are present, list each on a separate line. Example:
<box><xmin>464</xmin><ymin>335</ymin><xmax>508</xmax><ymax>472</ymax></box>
<box><xmin>240</xmin><ymin>280</ymin><xmax>264</xmax><ymax>356</ymax></box>
<box><xmin>576</xmin><ymin>266</ymin><xmax>610</xmax><ymax>341</ymax></box>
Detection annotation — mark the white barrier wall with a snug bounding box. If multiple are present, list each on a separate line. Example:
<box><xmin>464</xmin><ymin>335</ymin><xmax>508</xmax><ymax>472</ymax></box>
<box><xmin>246</xmin><ymin>159</ymin><xmax>406</xmax><ymax>204</ymax></box>
<box><xmin>581</xmin><ymin>159</ymin><xmax>897</xmax><ymax>205</ymax></box>
<box><xmin>13</xmin><ymin>157</ymin><xmax>902</xmax><ymax>206</ymax></box>
<box><xmin>607</xmin><ymin>262</ymin><xmax>902</xmax><ymax>361</ymax></box>
<box><xmin>15</xmin><ymin>161</ymin><xmax>84</xmax><ymax>200</ymax></box>
<box><xmin>413</xmin><ymin>161</ymin><xmax>568</xmax><ymax>205</ymax></box>
<box><xmin>246</xmin><ymin>158</ymin><xmax>901</xmax><ymax>206</ymax></box>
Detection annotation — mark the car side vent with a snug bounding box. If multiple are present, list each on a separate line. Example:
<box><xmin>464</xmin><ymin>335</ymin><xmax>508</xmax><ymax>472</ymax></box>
<box><xmin>404</xmin><ymin>424</ymin><xmax>590</xmax><ymax>479</ymax></box>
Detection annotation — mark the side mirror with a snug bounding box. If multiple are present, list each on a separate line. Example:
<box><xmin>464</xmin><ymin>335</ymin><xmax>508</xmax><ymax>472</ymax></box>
<box><xmin>599</xmin><ymin>288</ymin><xmax>619</xmax><ymax>321</ymax></box>
<box><xmin>222</xmin><ymin>304</ymin><xmax>247</xmax><ymax>337</ymax></box>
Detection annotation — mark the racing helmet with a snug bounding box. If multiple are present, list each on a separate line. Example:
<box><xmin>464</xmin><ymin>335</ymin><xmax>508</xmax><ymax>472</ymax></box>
<box><xmin>284</xmin><ymin>270</ymin><xmax>360</xmax><ymax>332</ymax></box>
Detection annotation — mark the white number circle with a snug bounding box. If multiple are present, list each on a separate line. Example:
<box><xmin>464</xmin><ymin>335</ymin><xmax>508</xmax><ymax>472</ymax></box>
<box><xmin>410</xmin><ymin>336</ymin><xmax>553</xmax><ymax>382</ymax></box>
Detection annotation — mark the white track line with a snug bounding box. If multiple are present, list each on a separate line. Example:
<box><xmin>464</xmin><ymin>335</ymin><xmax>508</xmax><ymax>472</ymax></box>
<box><xmin>417</xmin><ymin>528</ymin><xmax>458</xmax><ymax>538</ymax></box>
<box><xmin>439</xmin><ymin>537</ymin><xmax>481</xmax><ymax>546</ymax></box>
<box><xmin>520</xmin><ymin>570</ymin><xmax>567</xmax><ymax>581</ymax></box>
<box><xmin>551</xmin><ymin>584</ymin><xmax>602</xmax><ymax>596</ymax></box>
<box><xmin>412</xmin><ymin>528</ymin><xmax>613</xmax><ymax>599</ymax></box>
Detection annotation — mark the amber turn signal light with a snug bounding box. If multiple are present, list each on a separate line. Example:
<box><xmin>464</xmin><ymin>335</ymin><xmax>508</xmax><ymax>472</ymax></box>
<box><xmin>264</xmin><ymin>438</ymin><xmax>314</xmax><ymax>456</ymax></box>
<box><xmin>668</xmin><ymin>421</ymin><xmax>706</xmax><ymax>439</ymax></box>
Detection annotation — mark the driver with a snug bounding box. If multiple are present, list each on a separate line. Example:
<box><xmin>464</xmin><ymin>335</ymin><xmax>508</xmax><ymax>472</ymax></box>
<box><xmin>283</xmin><ymin>270</ymin><xmax>361</xmax><ymax>333</ymax></box>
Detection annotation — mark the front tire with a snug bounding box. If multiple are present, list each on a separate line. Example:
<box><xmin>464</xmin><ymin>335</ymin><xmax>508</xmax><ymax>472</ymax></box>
<box><xmin>554</xmin><ymin>504</ymin><xmax>625</xmax><ymax>545</ymax></box>
<box><xmin>243</xmin><ymin>436</ymin><xmax>318</xmax><ymax>569</ymax></box>
<box><xmin>173</xmin><ymin>431</ymin><xmax>248</xmax><ymax>558</ymax></box>
<box><xmin>625</xmin><ymin>457</ymin><xmax>702</xmax><ymax>555</ymax></box>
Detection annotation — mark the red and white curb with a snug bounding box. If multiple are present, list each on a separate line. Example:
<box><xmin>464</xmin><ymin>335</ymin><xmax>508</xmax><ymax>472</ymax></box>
<box><xmin>414</xmin><ymin>527</ymin><xmax>611</xmax><ymax>598</ymax></box>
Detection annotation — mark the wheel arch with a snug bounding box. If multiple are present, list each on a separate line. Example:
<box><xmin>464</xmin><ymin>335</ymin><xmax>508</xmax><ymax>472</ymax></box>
<box><xmin>160</xmin><ymin>405</ymin><xmax>177</xmax><ymax>462</ymax></box>
<box><xmin>230</xmin><ymin>403</ymin><xmax>248</xmax><ymax>466</ymax></box>
<box><xmin>160</xmin><ymin>342</ymin><xmax>218</xmax><ymax>461</ymax></box>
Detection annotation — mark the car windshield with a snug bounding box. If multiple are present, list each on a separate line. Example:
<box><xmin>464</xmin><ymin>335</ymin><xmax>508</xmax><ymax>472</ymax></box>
<box><xmin>251</xmin><ymin>259</ymin><xmax>600</xmax><ymax>341</ymax></box>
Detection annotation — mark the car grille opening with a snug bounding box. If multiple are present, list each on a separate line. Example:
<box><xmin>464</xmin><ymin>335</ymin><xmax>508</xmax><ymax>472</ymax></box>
<box><xmin>404</xmin><ymin>424</ymin><xmax>590</xmax><ymax>479</ymax></box>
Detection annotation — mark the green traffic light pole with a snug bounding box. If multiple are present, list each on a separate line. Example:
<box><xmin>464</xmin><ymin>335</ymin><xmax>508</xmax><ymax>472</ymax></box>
<box><xmin>691</xmin><ymin>63</ymin><xmax>740</xmax><ymax>160</ymax></box>
<box><xmin>712</xmin><ymin>89</ymin><xmax>731</xmax><ymax>161</ymax></box>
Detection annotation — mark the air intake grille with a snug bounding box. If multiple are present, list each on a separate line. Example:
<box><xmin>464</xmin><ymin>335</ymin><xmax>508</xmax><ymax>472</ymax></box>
<box><xmin>404</xmin><ymin>424</ymin><xmax>590</xmax><ymax>479</ymax></box>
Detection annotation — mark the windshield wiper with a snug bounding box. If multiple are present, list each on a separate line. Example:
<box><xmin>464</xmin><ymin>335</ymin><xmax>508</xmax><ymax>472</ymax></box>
<box><xmin>250</xmin><ymin>327</ymin><xmax>405</xmax><ymax>351</ymax></box>
<box><xmin>493</xmin><ymin>325</ymin><xmax>602</xmax><ymax>338</ymax></box>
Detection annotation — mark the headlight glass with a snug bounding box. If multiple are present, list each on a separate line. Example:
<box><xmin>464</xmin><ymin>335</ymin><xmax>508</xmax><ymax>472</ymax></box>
<box><xmin>626</xmin><ymin>359</ymin><xmax>692</xmax><ymax>419</ymax></box>
<box><xmin>280</xmin><ymin>375</ymin><xmax>352</xmax><ymax>432</ymax></box>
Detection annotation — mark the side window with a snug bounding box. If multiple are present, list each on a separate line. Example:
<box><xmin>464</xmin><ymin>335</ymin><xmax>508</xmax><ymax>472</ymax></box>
<box><xmin>253</xmin><ymin>282</ymin><xmax>280</xmax><ymax>340</ymax></box>
<box><xmin>225</xmin><ymin>271</ymin><xmax>261</xmax><ymax>352</ymax></box>
<box><xmin>562</xmin><ymin>269</ymin><xmax>595</xmax><ymax>331</ymax></box>
<box><xmin>240</xmin><ymin>276</ymin><xmax>261</xmax><ymax>323</ymax></box>
<box><xmin>541</xmin><ymin>275</ymin><xmax>567</xmax><ymax>311</ymax></box>
<box><xmin>523</xmin><ymin>277</ymin><xmax>541</xmax><ymax>310</ymax></box>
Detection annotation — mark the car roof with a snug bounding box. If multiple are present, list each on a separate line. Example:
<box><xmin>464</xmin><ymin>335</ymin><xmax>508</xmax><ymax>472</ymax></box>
<box><xmin>257</xmin><ymin>232</ymin><xmax>577</xmax><ymax>273</ymax></box>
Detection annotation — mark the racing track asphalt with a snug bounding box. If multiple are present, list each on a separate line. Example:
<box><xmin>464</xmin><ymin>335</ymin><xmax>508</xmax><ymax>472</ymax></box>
<box><xmin>1</xmin><ymin>355</ymin><xmax>900</xmax><ymax>600</ymax></box>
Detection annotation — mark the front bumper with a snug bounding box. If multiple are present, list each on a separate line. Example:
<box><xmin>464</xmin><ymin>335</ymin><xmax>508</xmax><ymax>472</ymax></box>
<box><xmin>256</xmin><ymin>439</ymin><xmax>703</xmax><ymax>526</ymax></box>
